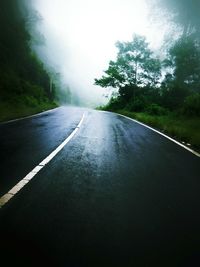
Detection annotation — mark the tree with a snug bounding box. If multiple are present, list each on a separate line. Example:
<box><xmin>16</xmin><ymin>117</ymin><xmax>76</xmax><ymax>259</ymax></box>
<box><xmin>164</xmin><ymin>35</ymin><xmax>200</xmax><ymax>93</ymax></box>
<box><xmin>95</xmin><ymin>34</ymin><xmax>161</xmax><ymax>101</ymax></box>
<box><xmin>0</xmin><ymin>0</ymin><xmax>57</xmax><ymax>106</ymax></box>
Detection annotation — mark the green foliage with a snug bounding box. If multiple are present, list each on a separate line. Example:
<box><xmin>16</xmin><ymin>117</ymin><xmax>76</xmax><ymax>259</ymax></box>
<box><xmin>102</xmin><ymin>97</ymin><xmax>125</xmax><ymax>111</ymax></box>
<box><xmin>125</xmin><ymin>96</ymin><xmax>148</xmax><ymax>112</ymax></box>
<box><xmin>95</xmin><ymin>34</ymin><xmax>161</xmax><ymax>91</ymax></box>
<box><xmin>95</xmin><ymin>3</ymin><xmax>200</xmax><ymax>151</ymax></box>
<box><xmin>117</xmin><ymin>110</ymin><xmax>200</xmax><ymax>151</ymax></box>
<box><xmin>119</xmin><ymin>85</ymin><xmax>135</xmax><ymax>101</ymax></box>
<box><xmin>168</xmin><ymin>36</ymin><xmax>200</xmax><ymax>90</ymax></box>
<box><xmin>94</xmin><ymin>60</ymin><xmax>125</xmax><ymax>88</ymax></box>
<box><xmin>145</xmin><ymin>103</ymin><xmax>168</xmax><ymax>116</ymax></box>
<box><xmin>0</xmin><ymin>100</ymin><xmax>57</xmax><ymax>122</ymax></box>
<box><xmin>182</xmin><ymin>93</ymin><xmax>200</xmax><ymax>116</ymax></box>
<box><xmin>0</xmin><ymin>0</ymin><xmax>58</xmax><ymax>120</ymax></box>
<box><xmin>95</xmin><ymin>33</ymin><xmax>199</xmax><ymax>126</ymax></box>
<box><xmin>95</xmin><ymin>33</ymin><xmax>200</xmax><ymax>152</ymax></box>
<box><xmin>54</xmin><ymin>86</ymin><xmax>72</xmax><ymax>104</ymax></box>
<box><xmin>161</xmin><ymin>84</ymin><xmax>190</xmax><ymax>109</ymax></box>
<box><xmin>115</xmin><ymin>35</ymin><xmax>159</xmax><ymax>86</ymax></box>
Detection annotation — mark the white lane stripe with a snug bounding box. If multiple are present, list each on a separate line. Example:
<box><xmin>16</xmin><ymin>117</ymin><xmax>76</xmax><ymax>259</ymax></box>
<box><xmin>118</xmin><ymin>113</ymin><xmax>200</xmax><ymax>158</ymax></box>
<box><xmin>0</xmin><ymin>113</ymin><xmax>85</xmax><ymax>208</ymax></box>
<box><xmin>99</xmin><ymin>110</ymin><xmax>200</xmax><ymax>158</ymax></box>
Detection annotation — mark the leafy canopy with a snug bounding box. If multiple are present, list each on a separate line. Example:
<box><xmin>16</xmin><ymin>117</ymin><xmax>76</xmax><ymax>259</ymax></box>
<box><xmin>95</xmin><ymin>34</ymin><xmax>161</xmax><ymax>90</ymax></box>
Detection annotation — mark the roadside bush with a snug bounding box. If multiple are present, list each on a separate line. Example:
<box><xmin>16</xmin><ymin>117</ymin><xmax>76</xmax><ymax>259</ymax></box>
<box><xmin>24</xmin><ymin>95</ymin><xmax>39</xmax><ymax>107</ymax></box>
<box><xmin>182</xmin><ymin>93</ymin><xmax>200</xmax><ymax>116</ymax></box>
<box><xmin>146</xmin><ymin>103</ymin><xmax>168</xmax><ymax>116</ymax></box>
<box><xmin>119</xmin><ymin>85</ymin><xmax>135</xmax><ymax>101</ymax></box>
<box><xmin>161</xmin><ymin>85</ymin><xmax>189</xmax><ymax>110</ymax></box>
<box><xmin>103</xmin><ymin>97</ymin><xmax>125</xmax><ymax>111</ymax></box>
<box><xmin>126</xmin><ymin>96</ymin><xmax>148</xmax><ymax>112</ymax></box>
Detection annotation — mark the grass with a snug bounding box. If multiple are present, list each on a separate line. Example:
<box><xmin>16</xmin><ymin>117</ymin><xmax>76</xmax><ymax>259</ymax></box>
<box><xmin>114</xmin><ymin>110</ymin><xmax>200</xmax><ymax>152</ymax></box>
<box><xmin>0</xmin><ymin>101</ymin><xmax>58</xmax><ymax>122</ymax></box>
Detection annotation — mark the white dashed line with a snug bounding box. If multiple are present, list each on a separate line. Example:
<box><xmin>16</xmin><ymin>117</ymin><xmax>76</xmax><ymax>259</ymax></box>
<box><xmin>0</xmin><ymin>113</ymin><xmax>85</xmax><ymax>208</ymax></box>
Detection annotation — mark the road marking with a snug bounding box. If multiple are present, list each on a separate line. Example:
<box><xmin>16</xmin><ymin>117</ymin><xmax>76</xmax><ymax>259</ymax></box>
<box><xmin>118</xmin><ymin>113</ymin><xmax>200</xmax><ymax>158</ymax></box>
<box><xmin>99</xmin><ymin>110</ymin><xmax>200</xmax><ymax>158</ymax></box>
<box><xmin>0</xmin><ymin>107</ymin><xmax>60</xmax><ymax>125</ymax></box>
<box><xmin>0</xmin><ymin>113</ymin><xmax>85</xmax><ymax>208</ymax></box>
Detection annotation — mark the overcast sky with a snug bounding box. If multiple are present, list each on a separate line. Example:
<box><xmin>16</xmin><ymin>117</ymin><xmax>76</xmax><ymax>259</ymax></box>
<box><xmin>31</xmin><ymin>0</ymin><xmax>168</xmax><ymax>106</ymax></box>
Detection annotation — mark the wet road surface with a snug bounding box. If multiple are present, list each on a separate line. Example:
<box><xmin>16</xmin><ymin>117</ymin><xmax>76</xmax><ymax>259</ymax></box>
<box><xmin>0</xmin><ymin>106</ymin><xmax>199</xmax><ymax>267</ymax></box>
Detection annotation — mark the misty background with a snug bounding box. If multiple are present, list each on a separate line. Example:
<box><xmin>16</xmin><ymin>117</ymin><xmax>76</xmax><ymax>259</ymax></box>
<box><xmin>23</xmin><ymin>0</ymin><xmax>172</xmax><ymax>107</ymax></box>
<box><xmin>0</xmin><ymin>0</ymin><xmax>199</xmax><ymax>150</ymax></box>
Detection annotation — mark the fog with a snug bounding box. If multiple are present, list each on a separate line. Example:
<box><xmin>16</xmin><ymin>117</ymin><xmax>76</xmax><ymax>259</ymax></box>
<box><xmin>27</xmin><ymin>0</ymin><xmax>169</xmax><ymax>107</ymax></box>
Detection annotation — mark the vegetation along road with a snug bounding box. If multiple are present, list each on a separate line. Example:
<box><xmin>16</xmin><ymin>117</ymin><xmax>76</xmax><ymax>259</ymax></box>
<box><xmin>0</xmin><ymin>106</ymin><xmax>199</xmax><ymax>267</ymax></box>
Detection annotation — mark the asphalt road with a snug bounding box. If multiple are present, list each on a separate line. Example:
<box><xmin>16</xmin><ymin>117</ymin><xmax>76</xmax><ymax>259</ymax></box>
<box><xmin>0</xmin><ymin>106</ymin><xmax>199</xmax><ymax>267</ymax></box>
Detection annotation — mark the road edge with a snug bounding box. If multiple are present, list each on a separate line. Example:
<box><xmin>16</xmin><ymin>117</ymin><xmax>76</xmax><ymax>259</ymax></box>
<box><xmin>99</xmin><ymin>110</ymin><xmax>200</xmax><ymax>158</ymax></box>
<box><xmin>0</xmin><ymin>106</ymin><xmax>60</xmax><ymax>125</ymax></box>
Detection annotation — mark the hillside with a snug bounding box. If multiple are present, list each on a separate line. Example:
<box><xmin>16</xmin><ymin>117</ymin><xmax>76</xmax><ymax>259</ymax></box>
<box><xmin>0</xmin><ymin>0</ymin><xmax>57</xmax><ymax>121</ymax></box>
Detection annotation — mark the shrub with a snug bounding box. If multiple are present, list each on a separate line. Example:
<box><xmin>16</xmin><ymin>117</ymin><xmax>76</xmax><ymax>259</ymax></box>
<box><xmin>182</xmin><ymin>93</ymin><xmax>200</xmax><ymax>116</ymax></box>
<box><xmin>146</xmin><ymin>103</ymin><xmax>168</xmax><ymax>116</ymax></box>
<box><xmin>23</xmin><ymin>95</ymin><xmax>39</xmax><ymax>107</ymax></box>
<box><xmin>105</xmin><ymin>97</ymin><xmax>125</xmax><ymax>110</ymax></box>
<box><xmin>126</xmin><ymin>96</ymin><xmax>148</xmax><ymax>112</ymax></box>
<box><xmin>161</xmin><ymin>85</ymin><xmax>189</xmax><ymax>110</ymax></box>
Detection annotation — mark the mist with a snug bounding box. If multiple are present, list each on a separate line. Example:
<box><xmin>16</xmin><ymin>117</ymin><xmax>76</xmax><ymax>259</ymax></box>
<box><xmin>156</xmin><ymin>0</ymin><xmax>200</xmax><ymax>34</ymax></box>
<box><xmin>24</xmin><ymin>0</ymin><xmax>170</xmax><ymax>107</ymax></box>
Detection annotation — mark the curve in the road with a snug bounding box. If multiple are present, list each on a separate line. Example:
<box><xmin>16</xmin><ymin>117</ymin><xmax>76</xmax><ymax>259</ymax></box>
<box><xmin>0</xmin><ymin>112</ymin><xmax>85</xmax><ymax>208</ymax></box>
<box><xmin>112</xmin><ymin>111</ymin><xmax>200</xmax><ymax>158</ymax></box>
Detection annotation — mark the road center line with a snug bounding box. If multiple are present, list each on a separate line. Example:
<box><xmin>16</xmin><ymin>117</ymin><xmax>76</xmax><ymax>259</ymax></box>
<box><xmin>0</xmin><ymin>113</ymin><xmax>85</xmax><ymax>208</ymax></box>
